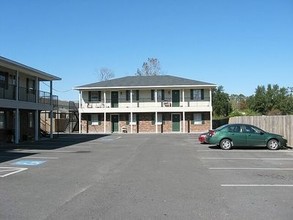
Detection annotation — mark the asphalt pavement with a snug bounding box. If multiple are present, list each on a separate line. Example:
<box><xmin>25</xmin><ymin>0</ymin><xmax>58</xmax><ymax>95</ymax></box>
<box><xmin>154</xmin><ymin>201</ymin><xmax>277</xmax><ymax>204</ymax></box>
<box><xmin>0</xmin><ymin>134</ymin><xmax>293</xmax><ymax>220</ymax></box>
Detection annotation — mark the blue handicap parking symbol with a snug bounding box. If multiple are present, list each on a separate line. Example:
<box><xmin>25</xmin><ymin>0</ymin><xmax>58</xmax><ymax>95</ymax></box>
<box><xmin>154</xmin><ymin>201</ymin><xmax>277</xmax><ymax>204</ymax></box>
<box><xmin>13</xmin><ymin>160</ymin><xmax>46</xmax><ymax>166</ymax></box>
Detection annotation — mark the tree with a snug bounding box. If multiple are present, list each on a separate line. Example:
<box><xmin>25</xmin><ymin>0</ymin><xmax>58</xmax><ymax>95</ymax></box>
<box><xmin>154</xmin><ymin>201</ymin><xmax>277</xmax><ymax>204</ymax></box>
<box><xmin>230</xmin><ymin>94</ymin><xmax>248</xmax><ymax>111</ymax></box>
<box><xmin>248</xmin><ymin>85</ymin><xmax>267</xmax><ymax>114</ymax></box>
<box><xmin>212</xmin><ymin>86</ymin><xmax>232</xmax><ymax>118</ymax></box>
<box><xmin>248</xmin><ymin>84</ymin><xmax>292</xmax><ymax>115</ymax></box>
<box><xmin>136</xmin><ymin>58</ymin><xmax>161</xmax><ymax>76</ymax></box>
<box><xmin>99</xmin><ymin>68</ymin><xmax>114</xmax><ymax>81</ymax></box>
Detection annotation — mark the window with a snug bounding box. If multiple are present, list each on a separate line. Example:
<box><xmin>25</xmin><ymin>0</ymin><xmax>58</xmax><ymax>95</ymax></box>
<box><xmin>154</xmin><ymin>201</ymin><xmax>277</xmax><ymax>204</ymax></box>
<box><xmin>26</xmin><ymin>78</ymin><xmax>35</xmax><ymax>94</ymax></box>
<box><xmin>0</xmin><ymin>111</ymin><xmax>5</xmax><ymax>129</ymax></box>
<box><xmin>157</xmin><ymin>90</ymin><xmax>165</xmax><ymax>101</ymax></box>
<box><xmin>129</xmin><ymin>113</ymin><xmax>137</xmax><ymax>125</ymax></box>
<box><xmin>28</xmin><ymin>112</ymin><xmax>34</xmax><ymax>128</ymax></box>
<box><xmin>0</xmin><ymin>72</ymin><xmax>8</xmax><ymax>89</ymax></box>
<box><xmin>193</xmin><ymin>113</ymin><xmax>202</xmax><ymax>124</ymax></box>
<box><xmin>90</xmin><ymin>114</ymin><xmax>101</xmax><ymax>125</ymax></box>
<box><xmin>89</xmin><ymin>91</ymin><xmax>101</xmax><ymax>102</ymax></box>
<box><xmin>156</xmin><ymin>113</ymin><xmax>162</xmax><ymax>125</ymax></box>
<box><xmin>191</xmin><ymin>89</ymin><xmax>204</xmax><ymax>100</ymax></box>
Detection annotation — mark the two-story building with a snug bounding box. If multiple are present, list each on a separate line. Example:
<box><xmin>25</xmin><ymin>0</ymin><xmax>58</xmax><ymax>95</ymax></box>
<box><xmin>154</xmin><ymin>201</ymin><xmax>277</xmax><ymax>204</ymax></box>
<box><xmin>75</xmin><ymin>75</ymin><xmax>216</xmax><ymax>134</ymax></box>
<box><xmin>0</xmin><ymin>56</ymin><xmax>61</xmax><ymax>143</ymax></box>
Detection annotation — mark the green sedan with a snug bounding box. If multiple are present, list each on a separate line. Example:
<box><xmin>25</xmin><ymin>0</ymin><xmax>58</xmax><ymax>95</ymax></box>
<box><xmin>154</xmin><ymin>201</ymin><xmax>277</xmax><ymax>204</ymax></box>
<box><xmin>206</xmin><ymin>123</ymin><xmax>287</xmax><ymax>150</ymax></box>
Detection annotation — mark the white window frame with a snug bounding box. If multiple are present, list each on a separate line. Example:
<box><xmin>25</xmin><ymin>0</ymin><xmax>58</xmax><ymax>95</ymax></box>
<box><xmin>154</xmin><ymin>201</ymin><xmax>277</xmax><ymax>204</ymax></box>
<box><xmin>156</xmin><ymin>113</ymin><xmax>162</xmax><ymax>125</ymax></box>
<box><xmin>90</xmin><ymin>91</ymin><xmax>101</xmax><ymax>102</ymax></box>
<box><xmin>91</xmin><ymin>114</ymin><xmax>100</xmax><ymax>125</ymax></box>
<box><xmin>130</xmin><ymin>113</ymin><xmax>137</xmax><ymax>125</ymax></box>
<box><xmin>193</xmin><ymin>89</ymin><xmax>201</xmax><ymax>101</ymax></box>
<box><xmin>193</xmin><ymin>113</ymin><xmax>203</xmax><ymax>124</ymax></box>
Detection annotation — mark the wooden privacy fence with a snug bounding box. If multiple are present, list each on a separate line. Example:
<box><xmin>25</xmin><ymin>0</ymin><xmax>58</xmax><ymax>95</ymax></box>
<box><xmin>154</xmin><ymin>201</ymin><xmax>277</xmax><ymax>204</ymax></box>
<box><xmin>229</xmin><ymin>116</ymin><xmax>293</xmax><ymax>147</ymax></box>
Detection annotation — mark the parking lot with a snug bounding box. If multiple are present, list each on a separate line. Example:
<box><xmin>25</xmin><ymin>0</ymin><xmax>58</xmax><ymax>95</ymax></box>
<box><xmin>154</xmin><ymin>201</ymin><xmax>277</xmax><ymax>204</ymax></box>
<box><xmin>0</xmin><ymin>134</ymin><xmax>292</xmax><ymax>220</ymax></box>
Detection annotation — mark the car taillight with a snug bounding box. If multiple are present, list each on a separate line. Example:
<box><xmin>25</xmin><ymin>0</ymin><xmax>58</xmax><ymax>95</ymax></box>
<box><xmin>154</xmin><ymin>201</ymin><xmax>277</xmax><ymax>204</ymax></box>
<box><xmin>209</xmin><ymin>130</ymin><xmax>216</xmax><ymax>136</ymax></box>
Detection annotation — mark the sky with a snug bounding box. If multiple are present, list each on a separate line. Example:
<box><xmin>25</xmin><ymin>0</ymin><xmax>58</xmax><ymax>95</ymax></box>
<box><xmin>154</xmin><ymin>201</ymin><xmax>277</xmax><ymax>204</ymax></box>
<box><xmin>0</xmin><ymin>0</ymin><xmax>292</xmax><ymax>101</ymax></box>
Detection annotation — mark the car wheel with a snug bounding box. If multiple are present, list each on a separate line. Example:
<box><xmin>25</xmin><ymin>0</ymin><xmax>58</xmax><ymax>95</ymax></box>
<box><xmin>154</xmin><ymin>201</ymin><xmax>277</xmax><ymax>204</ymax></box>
<box><xmin>220</xmin><ymin>139</ymin><xmax>232</xmax><ymax>150</ymax></box>
<box><xmin>267</xmin><ymin>139</ymin><xmax>279</xmax><ymax>150</ymax></box>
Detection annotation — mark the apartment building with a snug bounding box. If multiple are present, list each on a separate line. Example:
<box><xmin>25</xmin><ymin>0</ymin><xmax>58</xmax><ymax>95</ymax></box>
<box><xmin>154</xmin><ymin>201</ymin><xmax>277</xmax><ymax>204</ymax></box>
<box><xmin>0</xmin><ymin>56</ymin><xmax>61</xmax><ymax>143</ymax></box>
<box><xmin>75</xmin><ymin>75</ymin><xmax>216</xmax><ymax>134</ymax></box>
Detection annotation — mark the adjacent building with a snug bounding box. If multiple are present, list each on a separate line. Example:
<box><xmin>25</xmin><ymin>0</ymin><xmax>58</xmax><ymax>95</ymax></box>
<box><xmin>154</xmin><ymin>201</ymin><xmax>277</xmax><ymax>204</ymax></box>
<box><xmin>0</xmin><ymin>56</ymin><xmax>61</xmax><ymax>143</ymax></box>
<box><xmin>75</xmin><ymin>75</ymin><xmax>216</xmax><ymax>134</ymax></box>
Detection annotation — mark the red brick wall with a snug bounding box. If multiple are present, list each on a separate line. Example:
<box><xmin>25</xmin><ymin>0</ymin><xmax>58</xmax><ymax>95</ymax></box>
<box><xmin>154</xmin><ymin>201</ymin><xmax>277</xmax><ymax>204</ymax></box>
<box><xmin>81</xmin><ymin>112</ymin><xmax>211</xmax><ymax>133</ymax></box>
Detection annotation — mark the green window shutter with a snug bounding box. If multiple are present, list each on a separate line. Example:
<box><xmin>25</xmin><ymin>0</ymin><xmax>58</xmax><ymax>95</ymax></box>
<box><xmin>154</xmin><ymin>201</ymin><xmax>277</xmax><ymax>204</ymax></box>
<box><xmin>151</xmin><ymin>113</ymin><xmax>155</xmax><ymax>125</ymax></box>
<box><xmin>190</xmin><ymin>89</ymin><xmax>194</xmax><ymax>100</ymax></box>
<box><xmin>151</xmin><ymin>90</ymin><xmax>155</xmax><ymax>100</ymax></box>
<box><xmin>98</xmin><ymin>91</ymin><xmax>101</xmax><ymax>101</ymax></box>
<box><xmin>136</xmin><ymin>90</ymin><xmax>139</xmax><ymax>100</ymax></box>
<box><xmin>98</xmin><ymin>114</ymin><xmax>102</xmax><ymax>125</ymax></box>
<box><xmin>88</xmin><ymin>91</ymin><xmax>92</xmax><ymax>102</ymax></box>
<box><xmin>126</xmin><ymin>114</ymin><xmax>129</xmax><ymax>125</ymax></box>
<box><xmin>126</xmin><ymin>90</ymin><xmax>130</xmax><ymax>101</ymax></box>
<box><xmin>161</xmin><ymin>90</ymin><xmax>165</xmax><ymax>100</ymax></box>
<box><xmin>201</xmin><ymin>89</ymin><xmax>204</xmax><ymax>100</ymax></box>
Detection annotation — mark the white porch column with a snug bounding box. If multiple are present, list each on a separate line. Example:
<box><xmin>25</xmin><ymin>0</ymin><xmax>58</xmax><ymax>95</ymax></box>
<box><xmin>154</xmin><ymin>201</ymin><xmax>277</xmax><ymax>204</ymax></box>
<box><xmin>103</xmin><ymin>91</ymin><xmax>106</xmax><ymax>107</ymax></box>
<box><xmin>182</xmin><ymin>89</ymin><xmax>185</xmax><ymax>107</ymax></box>
<box><xmin>104</xmin><ymin>112</ymin><xmax>106</xmax><ymax>133</ymax></box>
<box><xmin>130</xmin><ymin>112</ymin><xmax>133</xmax><ymax>133</ymax></box>
<box><xmin>103</xmin><ymin>91</ymin><xmax>107</xmax><ymax>133</ymax></box>
<box><xmin>155</xmin><ymin>112</ymin><xmax>158</xmax><ymax>133</ymax></box>
<box><xmin>210</xmin><ymin>88</ymin><xmax>213</xmax><ymax>130</ymax></box>
<box><xmin>182</xmin><ymin>111</ymin><xmax>185</xmax><ymax>133</ymax></box>
<box><xmin>130</xmin><ymin>90</ymin><xmax>133</xmax><ymax>133</ymax></box>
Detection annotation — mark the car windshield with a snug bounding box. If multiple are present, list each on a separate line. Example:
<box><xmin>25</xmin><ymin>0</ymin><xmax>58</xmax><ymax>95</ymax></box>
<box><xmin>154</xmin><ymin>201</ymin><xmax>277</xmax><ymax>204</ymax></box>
<box><xmin>215</xmin><ymin>124</ymin><xmax>229</xmax><ymax>131</ymax></box>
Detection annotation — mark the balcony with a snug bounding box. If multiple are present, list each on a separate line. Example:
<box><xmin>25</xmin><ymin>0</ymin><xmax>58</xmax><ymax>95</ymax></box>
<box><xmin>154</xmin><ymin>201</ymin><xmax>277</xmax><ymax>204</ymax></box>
<box><xmin>81</xmin><ymin>98</ymin><xmax>211</xmax><ymax>113</ymax></box>
<box><xmin>0</xmin><ymin>84</ymin><xmax>58</xmax><ymax>107</ymax></box>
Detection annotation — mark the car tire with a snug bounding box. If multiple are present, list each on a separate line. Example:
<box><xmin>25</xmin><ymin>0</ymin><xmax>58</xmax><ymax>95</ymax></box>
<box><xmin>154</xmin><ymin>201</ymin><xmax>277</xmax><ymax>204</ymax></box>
<box><xmin>220</xmin><ymin>139</ymin><xmax>232</xmax><ymax>150</ymax></box>
<box><xmin>267</xmin><ymin>139</ymin><xmax>279</xmax><ymax>150</ymax></box>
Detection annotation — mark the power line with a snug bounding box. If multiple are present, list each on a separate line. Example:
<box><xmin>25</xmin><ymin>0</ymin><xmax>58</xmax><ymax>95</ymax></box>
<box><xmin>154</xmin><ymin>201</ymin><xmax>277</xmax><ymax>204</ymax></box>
<box><xmin>41</xmin><ymin>81</ymin><xmax>73</xmax><ymax>93</ymax></box>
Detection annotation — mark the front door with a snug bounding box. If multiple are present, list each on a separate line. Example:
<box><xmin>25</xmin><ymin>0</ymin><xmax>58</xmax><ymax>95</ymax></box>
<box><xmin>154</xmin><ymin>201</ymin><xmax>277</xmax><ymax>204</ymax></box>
<box><xmin>172</xmin><ymin>114</ymin><xmax>180</xmax><ymax>132</ymax></box>
<box><xmin>111</xmin><ymin>91</ymin><xmax>119</xmax><ymax>108</ymax></box>
<box><xmin>172</xmin><ymin>90</ymin><xmax>180</xmax><ymax>107</ymax></box>
<box><xmin>111</xmin><ymin>115</ymin><xmax>119</xmax><ymax>132</ymax></box>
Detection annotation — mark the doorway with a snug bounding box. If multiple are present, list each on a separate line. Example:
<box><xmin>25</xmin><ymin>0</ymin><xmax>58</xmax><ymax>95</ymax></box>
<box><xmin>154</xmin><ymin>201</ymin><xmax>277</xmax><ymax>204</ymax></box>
<box><xmin>111</xmin><ymin>114</ymin><xmax>119</xmax><ymax>132</ymax></box>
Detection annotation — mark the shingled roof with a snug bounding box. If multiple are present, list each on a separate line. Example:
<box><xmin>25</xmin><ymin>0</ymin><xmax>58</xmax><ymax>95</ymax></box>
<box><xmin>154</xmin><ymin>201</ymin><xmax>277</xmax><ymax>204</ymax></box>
<box><xmin>75</xmin><ymin>75</ymin><xmax>216</xmax><ymax>89</ymax></box>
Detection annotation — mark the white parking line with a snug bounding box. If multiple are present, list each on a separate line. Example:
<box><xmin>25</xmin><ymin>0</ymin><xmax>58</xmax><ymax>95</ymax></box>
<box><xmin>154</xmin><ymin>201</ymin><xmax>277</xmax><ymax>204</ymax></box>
<box><xmin>26</xmin><ymin>156</ymin><xmax>58</xmax><ymax>160</ymax></box>
<box><xmin>210</xmin><ymin>167</ymin><xmax>293</xmax><ymax>170</ymax></box>
<box><xmin>202</xmin><ymin>157</ymin><xmax>293</xmax><ymax>160</ymax></box>
<box><xmin>0</xmin><ymin>167</ymin><xmax>27</xmax><ymax>177</ymax></box>
<box><xmin>197</xmin><ymin>149</ymin><xmax>293</xmax><ymax>152</ymax></box>
<box><xmin>221</xmin><ymin>184</ymin><xmax>293</xmax><ymax>187</ymax></box>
